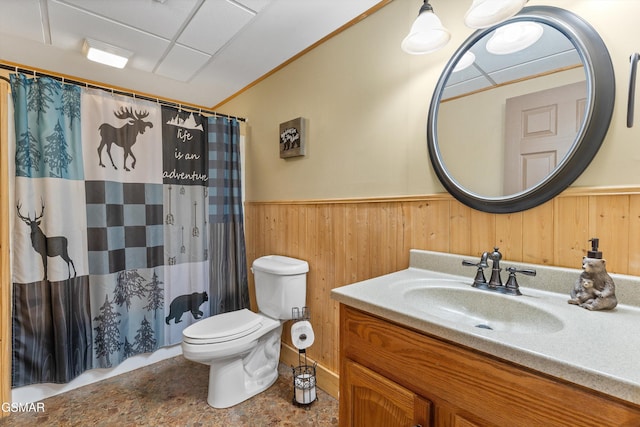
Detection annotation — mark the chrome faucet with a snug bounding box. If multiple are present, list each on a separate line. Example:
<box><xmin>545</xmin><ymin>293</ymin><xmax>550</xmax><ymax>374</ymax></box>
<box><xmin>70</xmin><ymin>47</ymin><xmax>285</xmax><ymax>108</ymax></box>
<box><xmin>462</xmin><ymin>247</ymin><xmax>536</xmax><ymax>296</ymax></box>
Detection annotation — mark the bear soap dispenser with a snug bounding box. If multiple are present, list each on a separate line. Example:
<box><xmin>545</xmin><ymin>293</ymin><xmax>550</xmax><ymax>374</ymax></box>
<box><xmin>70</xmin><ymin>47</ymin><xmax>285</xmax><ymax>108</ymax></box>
<box><xmin>568</xmin><ymin>238</ymin><xmax>617</xmax><ymax>311</ymax></box>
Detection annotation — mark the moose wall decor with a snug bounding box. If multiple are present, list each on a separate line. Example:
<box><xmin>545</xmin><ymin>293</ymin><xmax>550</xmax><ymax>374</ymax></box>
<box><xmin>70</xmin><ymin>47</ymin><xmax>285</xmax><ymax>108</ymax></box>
<box><xmin>17</xmin><ymin>200</ymin><xmax>77</xmax><ymax>281</ymax></box>
<box><xmin>98</xmin><ymin>107</ymin><xmax>153</xmax><ymax>171</ymax></box>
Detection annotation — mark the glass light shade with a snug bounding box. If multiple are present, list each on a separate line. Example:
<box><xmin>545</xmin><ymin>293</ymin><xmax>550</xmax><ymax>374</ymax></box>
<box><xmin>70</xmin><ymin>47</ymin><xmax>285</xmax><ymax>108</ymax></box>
<box><xmin>464</xmin><ymin>0</ymin><xmax>527</xmax><ymax>29</ymax></box>
<box><xmin>401</xmin><ymin>11</ymin><xmax>451</xmax><ymax>54</ymax></box>
<box><xmin>453</xmin><ymin>51</ymin><xmax>476</xmax><ymax>72</ymax></box>
<box><xmin>486</xmin><ymin>22</ymin><xmax>543</xmax><ymax>54</ymax></box>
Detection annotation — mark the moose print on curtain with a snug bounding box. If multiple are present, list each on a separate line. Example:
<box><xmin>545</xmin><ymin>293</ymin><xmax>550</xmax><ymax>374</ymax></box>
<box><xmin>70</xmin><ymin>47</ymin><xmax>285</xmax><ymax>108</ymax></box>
<box><xmin>9</xmin><ymin>74</ymin><xmax>245</xmax><ymax>388</ymax></box>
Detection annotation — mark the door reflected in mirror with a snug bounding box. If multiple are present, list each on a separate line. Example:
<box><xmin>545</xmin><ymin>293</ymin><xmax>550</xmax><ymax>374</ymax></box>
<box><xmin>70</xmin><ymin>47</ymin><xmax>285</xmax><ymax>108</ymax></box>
<box><xmin>436</xmin><ymin>21</ymin><xmax>587</xmax><ymax>198</ymax></box>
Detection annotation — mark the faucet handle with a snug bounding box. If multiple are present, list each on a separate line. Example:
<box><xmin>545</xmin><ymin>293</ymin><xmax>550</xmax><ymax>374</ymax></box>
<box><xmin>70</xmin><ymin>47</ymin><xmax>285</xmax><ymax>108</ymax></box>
<box><xmin>462</xmin><ymin>260</ymin><xmax>483</xmax><ymax>268</ymax></box>
<box><xmin>512</xmin><ymin>267</ymin><xmax>536</xmax><ymax>277</ymax></box>
<box><xmin>503</xmin><ymin>267</ymin><xmax>537</xmax><ymax>295</ymax></box>
<box><xmin>462</xmin><ymin>259</ymin><xmax>488</xmax><ymax>288</ymax></box>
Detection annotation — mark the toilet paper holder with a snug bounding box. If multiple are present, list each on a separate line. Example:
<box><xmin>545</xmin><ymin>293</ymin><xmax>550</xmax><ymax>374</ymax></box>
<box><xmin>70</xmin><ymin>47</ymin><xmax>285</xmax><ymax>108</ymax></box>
<box><xmin>291</xmin><ymin>306</ymin><xmax>318</xmax><ymax>407</ymax></box>
<box><xmin>292</xmin><ymin>306</ymin><xmax>310</xmax><ymax>321</ymax></box>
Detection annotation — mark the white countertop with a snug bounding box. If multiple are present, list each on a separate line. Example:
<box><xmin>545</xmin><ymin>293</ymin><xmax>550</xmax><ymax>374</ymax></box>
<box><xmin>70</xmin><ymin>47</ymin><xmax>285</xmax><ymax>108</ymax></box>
<box><xmin>331</xmin><ymin>249</ymin><xmax>640</xmax><ymax>405</ymax></box>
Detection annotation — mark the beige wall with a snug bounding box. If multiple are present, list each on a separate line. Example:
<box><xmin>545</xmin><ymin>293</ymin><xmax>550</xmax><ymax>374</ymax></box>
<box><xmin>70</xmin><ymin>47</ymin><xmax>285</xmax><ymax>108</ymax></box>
<box><xmin>217</xmin><ymin>0</ymin><xmax>640</xmax><ymax>202</ymax></box>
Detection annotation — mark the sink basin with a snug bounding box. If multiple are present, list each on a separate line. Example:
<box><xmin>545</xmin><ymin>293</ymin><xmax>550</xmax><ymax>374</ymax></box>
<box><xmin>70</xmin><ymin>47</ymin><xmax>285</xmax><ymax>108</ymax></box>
<box><xmin>402</xmin><ymin>284</ymin><xmax>564</xmax><ymax>334</ymax></box>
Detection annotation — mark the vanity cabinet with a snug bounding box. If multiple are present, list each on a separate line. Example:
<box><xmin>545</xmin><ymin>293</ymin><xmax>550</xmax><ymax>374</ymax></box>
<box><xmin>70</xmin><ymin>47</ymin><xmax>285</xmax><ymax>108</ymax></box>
<box><xmin>339</xmin><ymin>305</ymin><xmax>640</xmax><ymax>427</ymax></box>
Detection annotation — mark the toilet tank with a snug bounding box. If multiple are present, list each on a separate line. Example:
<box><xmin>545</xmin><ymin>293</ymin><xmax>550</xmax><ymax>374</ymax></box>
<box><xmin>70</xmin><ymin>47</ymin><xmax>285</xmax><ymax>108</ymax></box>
<box><xmin>251</xmin><ymin>255</ymin><xmax>308</xmax><ymax>320</ymax></box>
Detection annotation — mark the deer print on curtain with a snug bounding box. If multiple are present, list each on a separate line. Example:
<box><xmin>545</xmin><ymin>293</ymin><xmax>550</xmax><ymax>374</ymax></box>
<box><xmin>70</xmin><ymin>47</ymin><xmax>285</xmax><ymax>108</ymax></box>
<box><xmin>16</xmin><ymin>199</ymin><xmax>77</xmax><ymax>280</ymax></box>
<box><xmin>9</xmin><ymin>74</ymin><xmax>217</xmax><ymax>387</ymax></box>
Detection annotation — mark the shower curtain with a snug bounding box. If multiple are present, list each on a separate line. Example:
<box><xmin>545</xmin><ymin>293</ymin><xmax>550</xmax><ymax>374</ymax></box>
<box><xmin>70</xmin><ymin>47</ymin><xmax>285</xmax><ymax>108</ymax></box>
<box><xmin>10</xmin><ymin>73</ymin><xmax>248</xmax><ymax>387</ymax></box>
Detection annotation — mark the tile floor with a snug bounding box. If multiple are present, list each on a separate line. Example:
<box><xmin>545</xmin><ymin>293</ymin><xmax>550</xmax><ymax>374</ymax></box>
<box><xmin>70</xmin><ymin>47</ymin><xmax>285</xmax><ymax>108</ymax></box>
<box><xmin>0</xmin><ymin>356</ymin><xmax>338</xmax><ymax>427</ymax></box>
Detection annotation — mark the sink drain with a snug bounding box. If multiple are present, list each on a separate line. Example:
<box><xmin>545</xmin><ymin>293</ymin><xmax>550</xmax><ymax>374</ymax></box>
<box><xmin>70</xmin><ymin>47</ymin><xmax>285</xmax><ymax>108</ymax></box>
<box><xmin>475</xmin><ymin>324</ymin><xmax>493</xmax><ymax>330</ymax></box>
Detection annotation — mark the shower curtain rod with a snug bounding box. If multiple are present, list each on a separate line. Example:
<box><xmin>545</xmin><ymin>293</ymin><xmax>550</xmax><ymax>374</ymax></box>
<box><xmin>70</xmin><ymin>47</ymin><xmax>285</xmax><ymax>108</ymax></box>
<box><xmin>0</xmin><ymin>62</ymin><xmax>246</xmax><ymax>122</ymax></box>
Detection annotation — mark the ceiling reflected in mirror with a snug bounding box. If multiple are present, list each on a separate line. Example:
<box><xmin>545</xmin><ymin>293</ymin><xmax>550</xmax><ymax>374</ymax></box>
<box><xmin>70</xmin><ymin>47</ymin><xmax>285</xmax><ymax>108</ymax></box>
<box><xmin>443</xmin><ymin>21</ymin><xmax>581</xmax><ymax>100</ymax></box>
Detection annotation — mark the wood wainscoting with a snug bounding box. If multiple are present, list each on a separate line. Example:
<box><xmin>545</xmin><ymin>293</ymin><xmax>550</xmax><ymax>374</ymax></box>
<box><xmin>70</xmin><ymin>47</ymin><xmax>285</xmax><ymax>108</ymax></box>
<box><xmin>245</xmin><ymin>187</ymin><xmax>640</xmax><ymax>398</ymax></box>
<box><xmin>1</xmin><ymin>187</ymin><xmax>638</xmax><ymax>403</ymax></box>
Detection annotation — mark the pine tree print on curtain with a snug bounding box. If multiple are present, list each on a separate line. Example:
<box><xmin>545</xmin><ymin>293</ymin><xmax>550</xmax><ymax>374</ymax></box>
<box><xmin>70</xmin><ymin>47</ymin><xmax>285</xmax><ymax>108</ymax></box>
<box><xmin>10</xmin><ymin>74</ymin><xmax>91</xmax><ymax>386</ymax></box>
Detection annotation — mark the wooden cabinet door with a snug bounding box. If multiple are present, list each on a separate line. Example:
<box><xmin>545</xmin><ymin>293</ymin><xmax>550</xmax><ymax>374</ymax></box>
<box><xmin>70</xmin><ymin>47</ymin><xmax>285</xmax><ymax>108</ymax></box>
<box><xmin>435</xmin><ymin>404</ymin><xmax>499</xmax><ymax>427</ymax></box>
<box><xmin>340</xmin><ymin>359</ymin><xmax>431</xmax><ymax>427</ymax></box>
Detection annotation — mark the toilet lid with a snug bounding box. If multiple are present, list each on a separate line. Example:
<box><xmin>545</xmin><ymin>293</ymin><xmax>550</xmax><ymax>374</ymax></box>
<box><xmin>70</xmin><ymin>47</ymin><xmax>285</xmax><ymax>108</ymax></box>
<box><xmin>182</xmin><ymin>309</ymin><xmax>264</xmax><ymax>344</ymax></box>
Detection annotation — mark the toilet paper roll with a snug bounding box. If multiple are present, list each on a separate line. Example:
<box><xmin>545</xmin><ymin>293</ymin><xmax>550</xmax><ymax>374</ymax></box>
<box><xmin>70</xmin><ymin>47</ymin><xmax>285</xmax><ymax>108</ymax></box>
<box><xmin>294</xmin><ymin>374</ymin><xmax>317</xmax><ymax>404</ymax></box>
<box><xmin>291</xmin><ymin>320</ymin><xmax>315</xmax><ymax>350</ymax></box>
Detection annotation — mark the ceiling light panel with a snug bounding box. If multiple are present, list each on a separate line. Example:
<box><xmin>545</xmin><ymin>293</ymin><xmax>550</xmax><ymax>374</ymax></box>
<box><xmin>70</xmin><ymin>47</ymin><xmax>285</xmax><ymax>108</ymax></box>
<box><xmin>83</xmin><ymin>38</ymin><xmax>132</xmax><ymax>68</ymax></box>
<box><xmin>48</xmin><ymin>1</ymin><xmax>171</xmax><ymax>72</ymax></box>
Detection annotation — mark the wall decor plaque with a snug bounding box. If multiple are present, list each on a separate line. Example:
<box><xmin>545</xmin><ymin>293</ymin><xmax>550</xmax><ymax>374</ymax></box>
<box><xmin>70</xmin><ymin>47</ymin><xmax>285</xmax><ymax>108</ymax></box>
<box><xmin>279</xmin><ymin>117</ymin><xmax>306</xmax><ymax>158</ymax></box>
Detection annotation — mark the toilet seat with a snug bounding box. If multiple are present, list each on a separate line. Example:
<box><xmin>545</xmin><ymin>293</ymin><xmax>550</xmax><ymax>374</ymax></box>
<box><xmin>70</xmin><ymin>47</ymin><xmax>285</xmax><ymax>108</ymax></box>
<box><xmin>183</xmin><ymin>309</ymin><xmax>264</xmax><ymax>344</ymax></box>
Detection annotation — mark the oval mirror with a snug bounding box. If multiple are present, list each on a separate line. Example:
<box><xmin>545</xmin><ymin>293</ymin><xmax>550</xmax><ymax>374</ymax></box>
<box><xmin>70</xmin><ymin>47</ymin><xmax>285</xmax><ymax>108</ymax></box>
<box><xmin>427</xmin><ymin>6</ymin><xmax>614</xmax><ymax>213</ymax></box>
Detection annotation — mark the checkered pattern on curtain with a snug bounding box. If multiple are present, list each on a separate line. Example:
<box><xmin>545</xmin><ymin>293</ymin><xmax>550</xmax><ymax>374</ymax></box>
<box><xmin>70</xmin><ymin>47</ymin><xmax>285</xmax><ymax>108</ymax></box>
<box><xmin>207</xmin><ymin>116</ymin><xmax>249</xmax><ymax>315</ymax></box>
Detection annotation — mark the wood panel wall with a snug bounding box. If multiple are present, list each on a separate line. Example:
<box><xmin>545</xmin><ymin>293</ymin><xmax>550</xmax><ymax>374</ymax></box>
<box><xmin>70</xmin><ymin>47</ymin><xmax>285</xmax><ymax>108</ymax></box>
<box><xmin>245</xmin><ymin>188</ymin><xmax>640</xmax><ymax>397</ymax></box>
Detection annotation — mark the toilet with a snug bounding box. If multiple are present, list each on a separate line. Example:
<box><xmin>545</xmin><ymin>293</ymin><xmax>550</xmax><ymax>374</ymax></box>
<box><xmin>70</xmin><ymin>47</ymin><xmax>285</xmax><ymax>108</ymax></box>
<box><xmin>181</xmin><ymin>255</ymin><xmax>309</xmax><ymax>408</ymax></box>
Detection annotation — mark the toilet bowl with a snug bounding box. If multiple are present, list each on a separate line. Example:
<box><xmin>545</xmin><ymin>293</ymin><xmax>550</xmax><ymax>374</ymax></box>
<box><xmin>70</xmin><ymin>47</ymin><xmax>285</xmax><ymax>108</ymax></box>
<box><xmin>181</xmin><ymin>255</ymin><xmax>308</xmax><ymax>408</ymax></box>
<box><xmin>182</xmin><ymin>309</ymin><xmax>282</xmax><ymax>408</ymax></box>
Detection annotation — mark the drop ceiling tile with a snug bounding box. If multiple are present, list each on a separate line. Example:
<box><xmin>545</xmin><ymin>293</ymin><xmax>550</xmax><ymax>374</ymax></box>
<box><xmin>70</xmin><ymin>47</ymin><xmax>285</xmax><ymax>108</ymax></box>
<box><xmin>178</xmin><ymin>0</ymin><xmax>255</xmax><ymax>55</ymax></box>
<box><xmin>0</xmin><ymin>1</ymin><xmax>47</xmax><ymax>44</ymax></box>
<box><xmin>155</xmin><ymin>44</ymin><xmax>211</xmax><ymax>81</ymax></box>
<box><xmin>48</xmin><ymin>1</ymin><xmax>171</xmax><ymax>72</ymax></box>
<box><xmin>442</xmin><ymin>76</ymin><xmax>494</xmax><ymax>100</ymax></box>
<box><xmin>56</xmin><ymin>0</ymin><xmax>200</xmax><ymax>39</ymax></box>
<box><xmin>234</xmin><ymin>0</ymin><xmax>271</xmax><ymax>13</ymax></box>
<box><xmin>489</xmin><ymin>50</ymin><xmax>583</xmax><ymax>85</ymax></box>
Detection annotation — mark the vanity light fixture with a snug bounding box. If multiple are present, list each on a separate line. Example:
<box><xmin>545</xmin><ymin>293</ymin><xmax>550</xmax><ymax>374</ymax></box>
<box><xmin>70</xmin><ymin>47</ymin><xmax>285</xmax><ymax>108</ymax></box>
<box><xmin>453</xmin><ymin>51</ymin><xmax>476</xmax><ymax>72</ymax></box>
<box><xmin>401</xmin><ymin>0</ymin><xmax>528</xmax><ymax>54</ymax></box>
<box><xmin>485</xmin><ymin>21</ymin><xmax>543</xmax><ymax>55</ymax></box>
<box><xmin>401</xmin><ymin>0</ymin><xmax>451</xmax><ymax>55</ymax></box>
<box><xmin>82</xmin><ymin>38</ymin><xmax>132</xmax><ymax>69</ymax></box>
<box><xmin>464</xmin><ymin>0</ymin><xmax>528</xmax><ymax>29</ymax></box>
